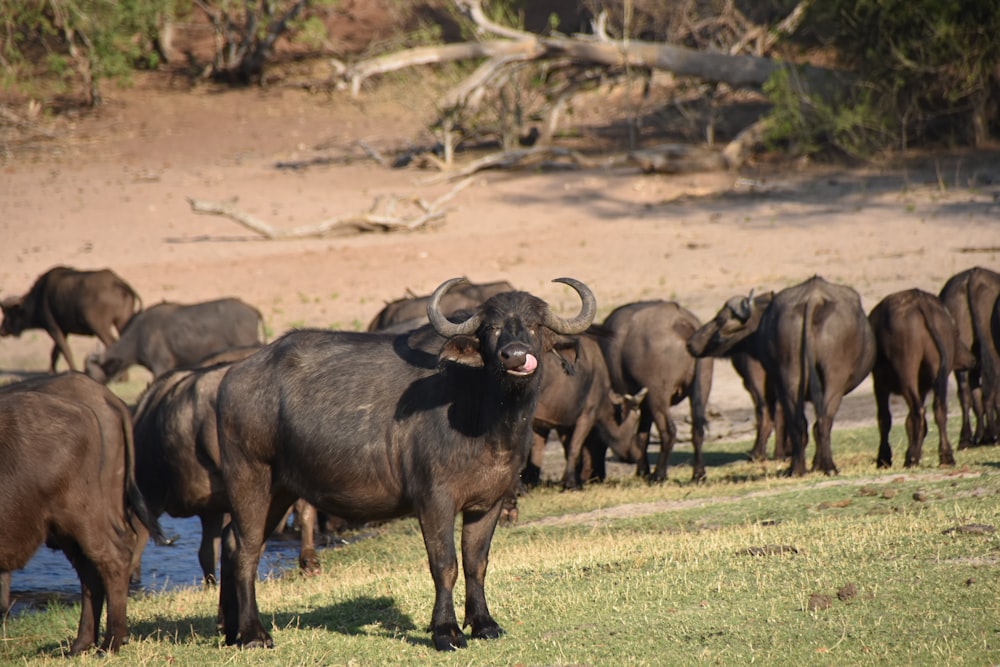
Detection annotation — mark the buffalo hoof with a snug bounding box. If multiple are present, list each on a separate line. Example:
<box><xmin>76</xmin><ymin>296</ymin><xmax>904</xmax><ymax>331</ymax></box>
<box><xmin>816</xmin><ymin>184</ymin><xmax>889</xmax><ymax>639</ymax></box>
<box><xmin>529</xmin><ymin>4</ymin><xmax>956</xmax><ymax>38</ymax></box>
<box><xmin>240</xmin><ymin>636</ymin><xmax>275</xmax><ymax>650</ymax></box>
<box><xmin>299</xmin><ymin>556</ymin><xmax>321</xmax><ymax>576</ymax></box>
<box><xmin>432</xmin><ymin>625</ymin><xmax>466</xmax><ymax>651</ymax></box>
<box><xmin>939</xmin><ymin>455</ymin><xmax>956</xmax><ymax>467</ymax></box>
<box><xmin>471</xmin><ymin>623</ymin><xmax>505</xmax><ymax>641</ymax></box>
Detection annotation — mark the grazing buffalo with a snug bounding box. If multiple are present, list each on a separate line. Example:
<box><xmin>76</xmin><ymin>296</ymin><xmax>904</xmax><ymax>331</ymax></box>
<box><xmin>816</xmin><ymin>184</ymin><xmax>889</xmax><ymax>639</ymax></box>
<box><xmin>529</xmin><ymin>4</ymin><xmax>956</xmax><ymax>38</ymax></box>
<box><xmin>1</xmin><ymin>266</ymin><xmax>141</xmax><ymax>373</ymax></box>
<box><xmin>215</xmin><ymin>277</ymin><xmax>595</xmax><ymax>650</ymax></box>
<box><xmin>84</xmin><ymin>297</ymin><xmax>264</xmax><ymax>383</ymax></box>
<box><xmin>525</xmin><ymin>333</ymin><xmax>647</xmax><ymax>489</ymax></box>
<box><xmin>691</xmin><ymin>276</ymin><xmax>875</xmax><ymax>476</ymax></box>
<box><xmin>686</xmin><ymin>292</ymin><xmax>791</xmax><ymax>461</ymax></box>
<box><xmin>869</xmin><ymin>289</ymin><xmax>975</xmax><ymax>468</ymax></box>
<box><xmin>939</xmin><ymin>266</ymin><xmax>1000</xmax><ymax>446</ymax></box>
<box><xmin>0</xmin><ymin>374</ymin><xmax>167</xmax><ymax>654</ymax></box>
<box><xmin>597</xmin><ymin>301</ymin><xmax>714</xmax><ymax>482</ymax></box>
<box><xmin>131</xmin><ymin>347</ymin><xmax>319</xmax><ymax>588</ymax></box>
<box><xmin>367</xmin><ymin>279</ymin><xmax>515</xmax><ymax>332</ymax></box>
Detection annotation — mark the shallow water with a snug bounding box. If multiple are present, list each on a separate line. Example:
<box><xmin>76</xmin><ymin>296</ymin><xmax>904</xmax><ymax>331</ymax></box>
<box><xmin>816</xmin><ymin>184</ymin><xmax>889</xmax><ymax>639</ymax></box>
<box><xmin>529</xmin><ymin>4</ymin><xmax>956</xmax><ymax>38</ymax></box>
<box><xmin>4</xmin><ymin>515</ymin><xmax>323</xmax><ymax>615</ymax></box>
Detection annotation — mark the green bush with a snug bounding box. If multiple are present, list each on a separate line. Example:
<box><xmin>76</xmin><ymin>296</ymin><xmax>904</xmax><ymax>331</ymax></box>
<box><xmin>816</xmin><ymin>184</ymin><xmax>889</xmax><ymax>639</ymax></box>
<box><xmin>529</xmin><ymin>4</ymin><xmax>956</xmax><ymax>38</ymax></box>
<box><xmin>767</xmin><ymin>0</ymin><xmax>1000</xmax><ymax>156</ymax></box>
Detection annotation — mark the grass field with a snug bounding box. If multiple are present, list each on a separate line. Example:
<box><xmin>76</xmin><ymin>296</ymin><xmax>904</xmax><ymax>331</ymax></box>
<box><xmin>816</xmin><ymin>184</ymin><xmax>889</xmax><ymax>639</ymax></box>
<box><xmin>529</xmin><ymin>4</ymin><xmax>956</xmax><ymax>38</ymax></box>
<box><xmin>2</xmin><ymin>424</ymin><xmax>999</xmax><ymax>665</ymax></box>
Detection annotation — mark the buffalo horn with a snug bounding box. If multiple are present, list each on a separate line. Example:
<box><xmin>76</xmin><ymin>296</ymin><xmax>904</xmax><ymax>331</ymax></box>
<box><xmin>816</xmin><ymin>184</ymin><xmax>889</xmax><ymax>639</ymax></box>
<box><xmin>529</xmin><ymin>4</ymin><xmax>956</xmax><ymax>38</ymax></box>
<box><xmin>427</xmin><ymin>277</ymin><xmax>483</xmax><ymax>337</ymax></box>
<box><xmin>541</xmin><ymin>278</ymin><xmax>597</xmax><ymax>334</ymax></box>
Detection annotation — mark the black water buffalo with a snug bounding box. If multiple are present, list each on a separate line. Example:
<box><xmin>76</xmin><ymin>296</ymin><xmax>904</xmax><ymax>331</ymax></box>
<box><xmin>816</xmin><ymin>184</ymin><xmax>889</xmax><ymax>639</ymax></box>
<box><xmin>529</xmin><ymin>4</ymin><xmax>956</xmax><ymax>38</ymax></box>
<box><xmin>690</xmin><ymin>276</ymin><xmax>875</xmax><ymax>476</ymax></box>
<box><xmin>597</xmin><ymin>301</ymin><xmax>714</xmax><ymax>482</ymax></box>
<box><xmin>525</xmin><ymin>333</ymin><xmax>647</xmax><ymax>489</ymax></box>
<box><xmin>686</xmin><ymin>292</ymin><xmax>791</xmax><ymax>461</ymax></box>
<box><xmin>84</xmin><ymin>297</ymin><xmax>264</xmax><ymax>383</ymax></box>
<box><xmin>367</xmin><ymin>279</ymin><xmax>515</xmax><ymax>331</ymax></box>
<box><xmin>215</xmin><ymin>277</ymin><xmax>596</xmax><ymax>650</ymax></box>
<box><xmin>0</xmin><ymin>373</ymin><xmax>167</xmax><ymax>654</ymax></box>
<box><xmin>939</xmin><ymin>266</ymin><xmax>1000</xmax><ymax>446</ymax></box>
<box><xmin>1</xmin><ymin>266</ymin><xmax>141</xmax><ymax>373</ymax></box>
<box><xmin>131</xmin><ymin>347</ymin><xmax>319</xmax><ymax>588</ymax></box>
<box><xmin>869</xmin><ymin>289</ymin><xmax>976</xmax><ymax>468</ymax></box>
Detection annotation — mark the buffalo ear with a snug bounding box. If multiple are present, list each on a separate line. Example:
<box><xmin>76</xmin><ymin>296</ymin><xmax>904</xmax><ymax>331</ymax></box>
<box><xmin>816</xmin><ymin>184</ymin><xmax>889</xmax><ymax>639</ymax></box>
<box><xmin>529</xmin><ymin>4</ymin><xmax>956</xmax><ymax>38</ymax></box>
<box><xmin>438</xmin><ymin>335</ymin><xmax>484</xmax><ymax>368</ymax></box>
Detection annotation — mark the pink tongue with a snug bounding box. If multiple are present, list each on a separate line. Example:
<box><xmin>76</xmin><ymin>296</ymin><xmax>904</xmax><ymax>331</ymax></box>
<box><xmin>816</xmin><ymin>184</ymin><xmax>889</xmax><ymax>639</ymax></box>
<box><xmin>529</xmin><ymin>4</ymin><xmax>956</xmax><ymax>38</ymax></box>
<box><xmin>520</xmin><ymin>353</ymin><xmax>538</xmax><ymax>372</ymax></box>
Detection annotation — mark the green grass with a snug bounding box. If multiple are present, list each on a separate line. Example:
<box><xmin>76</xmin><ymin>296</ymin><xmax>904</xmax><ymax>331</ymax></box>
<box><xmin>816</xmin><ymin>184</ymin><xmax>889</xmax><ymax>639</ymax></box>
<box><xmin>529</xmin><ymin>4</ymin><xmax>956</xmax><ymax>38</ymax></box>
<box><xmin>3</xmin><ymin>426</ymin><xmax>999</xmax><ymax>665</ymax></box>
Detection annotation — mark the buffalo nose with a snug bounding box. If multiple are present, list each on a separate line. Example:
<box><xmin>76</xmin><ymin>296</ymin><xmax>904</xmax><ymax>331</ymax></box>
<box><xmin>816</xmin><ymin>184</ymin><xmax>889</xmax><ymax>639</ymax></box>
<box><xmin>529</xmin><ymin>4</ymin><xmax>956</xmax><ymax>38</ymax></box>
<box><xmin>500</xmin><ymin>343</ymin><xmax>535</xmax><ymax>373</ymax></box>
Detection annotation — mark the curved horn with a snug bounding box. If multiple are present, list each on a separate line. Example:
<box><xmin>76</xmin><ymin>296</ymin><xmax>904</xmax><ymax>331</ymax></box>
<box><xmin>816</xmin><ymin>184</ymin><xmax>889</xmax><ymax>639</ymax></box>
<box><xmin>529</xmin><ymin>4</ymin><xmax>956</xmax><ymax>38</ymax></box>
<box><xmin>427</xmin><ymin>277</ymin><xmax>482</xmax><ymax>337</ymax></box>
<box><xmin>541</xmin><ymin>278</ymin><xmax>597</xmax><ymax>334</ymax></box>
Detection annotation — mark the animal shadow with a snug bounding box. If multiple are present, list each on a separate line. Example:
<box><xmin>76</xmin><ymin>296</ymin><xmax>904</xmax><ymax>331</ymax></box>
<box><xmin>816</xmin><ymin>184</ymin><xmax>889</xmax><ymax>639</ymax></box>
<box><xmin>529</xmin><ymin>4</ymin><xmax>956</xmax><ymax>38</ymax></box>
<box><xmin>130</xmin><ymin>595</ymin><xmax>420</xmax><ymax>647</ymax></box>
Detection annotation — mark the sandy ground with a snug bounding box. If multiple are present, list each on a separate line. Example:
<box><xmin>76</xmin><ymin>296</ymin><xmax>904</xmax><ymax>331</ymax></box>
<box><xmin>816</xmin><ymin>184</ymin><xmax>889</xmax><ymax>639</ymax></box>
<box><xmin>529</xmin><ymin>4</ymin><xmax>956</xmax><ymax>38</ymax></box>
<box><xmin>2</xmin><ymin>74</ymin><xmax>999</xmax><ymax>464</ymax></box>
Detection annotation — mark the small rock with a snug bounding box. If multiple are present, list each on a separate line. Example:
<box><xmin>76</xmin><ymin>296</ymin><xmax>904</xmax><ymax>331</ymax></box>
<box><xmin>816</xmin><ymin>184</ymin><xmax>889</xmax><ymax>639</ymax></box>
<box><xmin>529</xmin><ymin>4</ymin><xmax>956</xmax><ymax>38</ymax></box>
<box><xmin>913</xmin><ymin>491</ymin><xmax>930</xmax><ymax>502</ymax></box>
<box><xmin>965</xmin><ymin>577</ymin><xmax>976</xmax><ymax>586</ymax></box>
<box><xmin>818</xmin><ymin>499</ymin><xmax>851</xmax><ymax>509</ymax></box>
<box><xmin>881</xmin><ymin>488</ymin><xmax>898</xmax><ymax>499</ymax></box>
<box><xmin>858</xmin><ymin>486</ymin><xmax>879</xmax><ymax>497</ymax></box>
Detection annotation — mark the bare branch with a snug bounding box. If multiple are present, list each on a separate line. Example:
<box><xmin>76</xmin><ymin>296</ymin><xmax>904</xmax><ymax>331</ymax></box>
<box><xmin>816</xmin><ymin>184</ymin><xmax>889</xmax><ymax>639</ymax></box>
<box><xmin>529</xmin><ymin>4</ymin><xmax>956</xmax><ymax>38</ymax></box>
<box><xmin>186</xmin><ymin>178</ymin><xmax>475</xmax><ymax>238</ymax></box>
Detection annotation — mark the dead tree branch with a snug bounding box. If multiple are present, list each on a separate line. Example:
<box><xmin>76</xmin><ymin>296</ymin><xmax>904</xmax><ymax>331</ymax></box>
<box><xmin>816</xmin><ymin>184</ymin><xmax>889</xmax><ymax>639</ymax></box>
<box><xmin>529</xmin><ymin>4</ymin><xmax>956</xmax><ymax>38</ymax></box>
<box><xmin>187</xmin><ymin>178</ymin><xmax>475</xmax><ymax>238</ymax></box>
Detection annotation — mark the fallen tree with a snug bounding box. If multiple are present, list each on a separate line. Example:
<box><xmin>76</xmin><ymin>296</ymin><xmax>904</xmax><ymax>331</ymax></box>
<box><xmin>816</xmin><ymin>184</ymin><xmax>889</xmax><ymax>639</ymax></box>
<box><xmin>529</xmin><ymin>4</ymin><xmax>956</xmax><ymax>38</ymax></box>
<box><xmin>323</xmin><ymin>0</ymin><xmax>846</xmax><ymax>171</ymax></box>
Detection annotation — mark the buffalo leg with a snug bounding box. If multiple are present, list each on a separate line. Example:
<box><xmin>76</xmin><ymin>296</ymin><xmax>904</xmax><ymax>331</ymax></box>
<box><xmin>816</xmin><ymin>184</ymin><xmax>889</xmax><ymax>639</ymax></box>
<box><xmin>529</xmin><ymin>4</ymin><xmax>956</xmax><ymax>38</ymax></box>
<box><xmin>811</xmin><ymin>393</ymin><xmax>843</xmax><ymax>475</ymax></box>
<box><xmin>61</xmin><ymin>542</ymin><xmax>100</xmax><ymax>654</ymax></box>
<box><xmin>687</xmin><ymin>358</ymin><xmax>712</xmax><ymax>482</ymax></box>
<box><xmin>649</xmin><ymin>406</ymin><xmax>676</xmax><ymax>483</ymax></box>
<box><xmin>295</xmin><ymin>500</ymin><xmax>320</xmax><ymax>575</ymax></box>
<box><xmin>782</xmin><ymin>391</ymin><xmax>809</xmax><ymax>476</ymax></box>
<box><xmin>1</xmin><ymin>571</ymin><xmax>11</xmax><ymax>614</ymax></box>
<box><xmin>461</xmin><ymin>502</ymin><xmax>505</xmax><ymax>642</ymax></box>
<box><xmin>953</xmin><ymin>370</ymin><xmax>974</xmax><ymax>448</ymax></box>
<box><xmin>634</xmin><ymin>411</ymin><xmax>654</xmax><ymax>478</ymax></box>
<box><xmin>521</xmin><ymin>432</ymin><xmax>547</xmax><ymax>488</ymax></box>
<box><xmin>563</xmin><ymin>413</ymin><xmax>597</xmax><ymax>489</ymax></box>
<box><xmin>199</xmin><ymin>513</ymin><xmax>226</xmax><ymax>586</ymax></box>
<box><xmin>874</xmin><ymin>373</ymin><xmax>894</xmax><ymax>468</ymax></box>
<box><xmin>903</xmin><ymin>390</ymin><xmax>927</xmax><ymax>468</ymax></box>
<box><xmin>932</xmin><ymin>382</ymin><xmax>956</xmax><ymax>466</ymax></box>
<box><xmin>220</xmin><ymin>484</ymin><xmax>295</xmax><ymax>648</ymax></box>
<box><xmin>417</xmin><ymin>512</ymin><xmax>464</xmax><ymax>650</ymax></box>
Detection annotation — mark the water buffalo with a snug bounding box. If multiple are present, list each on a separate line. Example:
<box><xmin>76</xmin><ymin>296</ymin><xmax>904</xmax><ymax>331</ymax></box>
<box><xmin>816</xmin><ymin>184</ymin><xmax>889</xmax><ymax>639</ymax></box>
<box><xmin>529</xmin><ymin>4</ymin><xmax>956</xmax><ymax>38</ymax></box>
<box><xmin>686</xmin><ymin>292</ymin><xmax>791</xmax><ymax>462</ymax></box>
<box><xmin>939</xmin><ymin>266</ymin><xmax>1000</xmax><ymax>446</ymax></box>
<box><xmin>131</xmin><ymin>347</ymin><xmax>319</xmax><ymax>589</ymax></box>
<box><xmin>690</xmin><ymin>276</ymin><xmax>875</xmax><ymax>476</ymax></box>
<box><xmin>525</xmin><ymin>333</ymin><xmax>647</xmax><ymax>489</ymax></box>
<box><xmin>1</xmin><ymin>266</ymin><xmax>141</xmax><ymax>373</ymax></box>
<box><xmin>84</xmin><ymin>297</ymin><xmax>264</xmax><ymax>383</ymax></box>
<box><xmin>367</xmin><ymin>279</ymin><xmax>515</xmax><ymax>331</ymax></box>
<box><xmin>869</xmin><ymin>289</ymin><xmax>975</xmax><ymax>468</ymax></box>
<box><xmin>597</xmin><ymin>301</ymin><xmax>714</xmax><ymax>482</ymax></box>
<box><xmin>0</xmin><ymin>373</ymin><xmax>167</xmax><ymax>654</ymax></box>
<box><xmin>215</xmin><ymin>277</ymin><xmax>596</xmax><ymax>650</ymax></box>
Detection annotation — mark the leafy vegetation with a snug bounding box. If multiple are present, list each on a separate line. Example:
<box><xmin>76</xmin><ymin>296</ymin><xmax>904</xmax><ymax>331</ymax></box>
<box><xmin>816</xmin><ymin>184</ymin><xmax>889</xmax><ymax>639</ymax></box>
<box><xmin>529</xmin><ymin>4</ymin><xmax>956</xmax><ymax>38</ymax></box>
<box><xmin>767</xmin><ymin>0</ymin><xmax>1000</xmax><ymax>157</ymax></box>
<box><xmin>3</xmin><ymin>423</ymin><xmax>998</xmax><ymax>665</ymax></box>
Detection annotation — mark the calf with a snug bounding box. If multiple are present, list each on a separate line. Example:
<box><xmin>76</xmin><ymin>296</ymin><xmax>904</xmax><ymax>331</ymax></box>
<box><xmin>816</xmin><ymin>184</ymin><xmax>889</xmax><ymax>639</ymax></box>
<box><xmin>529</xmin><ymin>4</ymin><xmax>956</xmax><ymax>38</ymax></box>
<box><xmin>1</xmin><ymin>266</ymin><xmax>140</xmax><ymax>373</ymax></box>
<box><xmin>367</xmin><ymin>279</ymin><xmax>515</xmax><ymax>331</ymax></box>
<box><xmin>215</xmin><ymin>277</ymin><xmax>595</xmax><ymax>650</ymax></box>
<box><xmin>131</xmin><ymin>347</ymin><xmax>319</xmax><ymax>589</ymax></box>
<box><xmin>939</xmin><ymin>266</ymin><xmax>1000</xmax><ymax>446</ymax></box>
<box><xmin>0</xmin><ymin>374</ymin><xmax>167</xmax><ymax>654</ymax></box>
<box><xmin>525</xmin><ymin>333</ymin><xmax>646</xmax><ymax>489</ymax></box>
<box><xmin>869</xmin><ymin>289</ymin><xmax>975</xmax><ymax>468</ymax></box>
<box><xmin>689</xmin><ymin>276</ymin><xmax>875</xmax><ymax>476</ymax></box>
<box><xmin>85</xmin><ymin>297</ymin><xmax>263</xmax><ymax>383</ymax></box>
<box><xmin>597</xmin><ymin>301</ymin><xmax>714</xmax><ymax>482</ymax></box>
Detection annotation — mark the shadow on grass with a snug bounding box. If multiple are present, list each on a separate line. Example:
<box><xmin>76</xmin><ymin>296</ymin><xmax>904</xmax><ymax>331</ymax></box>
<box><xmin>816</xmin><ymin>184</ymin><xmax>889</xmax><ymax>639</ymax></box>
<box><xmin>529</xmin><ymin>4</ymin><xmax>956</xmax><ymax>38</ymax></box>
<box><xmin>130</xmin><ymin>595</ymin><xmax>423</xmax><ymax>647</ymax></box>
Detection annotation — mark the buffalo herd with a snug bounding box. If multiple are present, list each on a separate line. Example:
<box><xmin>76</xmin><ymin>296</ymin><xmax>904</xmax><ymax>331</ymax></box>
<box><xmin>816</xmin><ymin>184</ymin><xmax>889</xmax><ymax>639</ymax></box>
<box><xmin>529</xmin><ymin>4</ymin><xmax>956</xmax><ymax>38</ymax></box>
<box><xmin>1</xmin><ymin>263</ymin><xmax>999</xmax><ymax>654</ymax></box>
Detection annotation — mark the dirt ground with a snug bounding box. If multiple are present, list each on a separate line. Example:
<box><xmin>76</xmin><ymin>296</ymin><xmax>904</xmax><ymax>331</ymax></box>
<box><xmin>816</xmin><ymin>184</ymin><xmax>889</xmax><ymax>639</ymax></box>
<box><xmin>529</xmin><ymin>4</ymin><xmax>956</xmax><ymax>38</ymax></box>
<box><xmin>2</xmin><ymin>71</ymin><xmax>999</xmax><ymax>464</ymax></box>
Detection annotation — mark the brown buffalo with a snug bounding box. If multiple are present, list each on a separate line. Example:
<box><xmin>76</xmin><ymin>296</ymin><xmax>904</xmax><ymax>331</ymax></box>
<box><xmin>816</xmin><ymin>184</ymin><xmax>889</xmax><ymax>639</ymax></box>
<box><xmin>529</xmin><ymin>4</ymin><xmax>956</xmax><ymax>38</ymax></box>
<box><xmin>0</xmin><ymin>373</ymin><xmax>167</xmax><ymax>654</ymax></box>
<box><xmin>869</xmin><ymin>289</ymin><xmax>975</xmax><ymax>468</ymax></box>
<box><xmin>597</xmin><ymin>300</ymin><xmax>714</xmax><ymax>482</ymax></box>
<box><xmin>215</xmin><ymin>277</ymin><xmax>595</xmax><ymax>650</ymax></box>
<box><xmin>688</xmin><ymin>276</ymin><xmax>875</xmax><ymax>476</ymax></box>
<box><xmin>1</xmin><ymin>266</ymin><xmax>141</xmax><ymax>373</ymax></box>
<box><xmin>85</xmin><ymin>297</ymin><xmax>264</xmax><ymax>383</ymax></box>
<box><xmin>685</xmin><ymin>292</ymin><xmax>791</xmax><ymax>461</ymax></box>
<box><xmin>526</xmin><ymin>333</ymin><xmax>646</xmax><ymax>489</ymax></box>
<box><xmin>939</xmin><ymin>266</ymin><xmax>1000</xmax><ymax>446</ymax></box>
<box><xmin>130</xmin><ymin>347</ymin><xmax>320</xmax><ymax>588</ymax></box>
<box><xmin>366</xmin><ymin>279</ymin><xmax>515</xmax><ymax>332</ymax></box>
